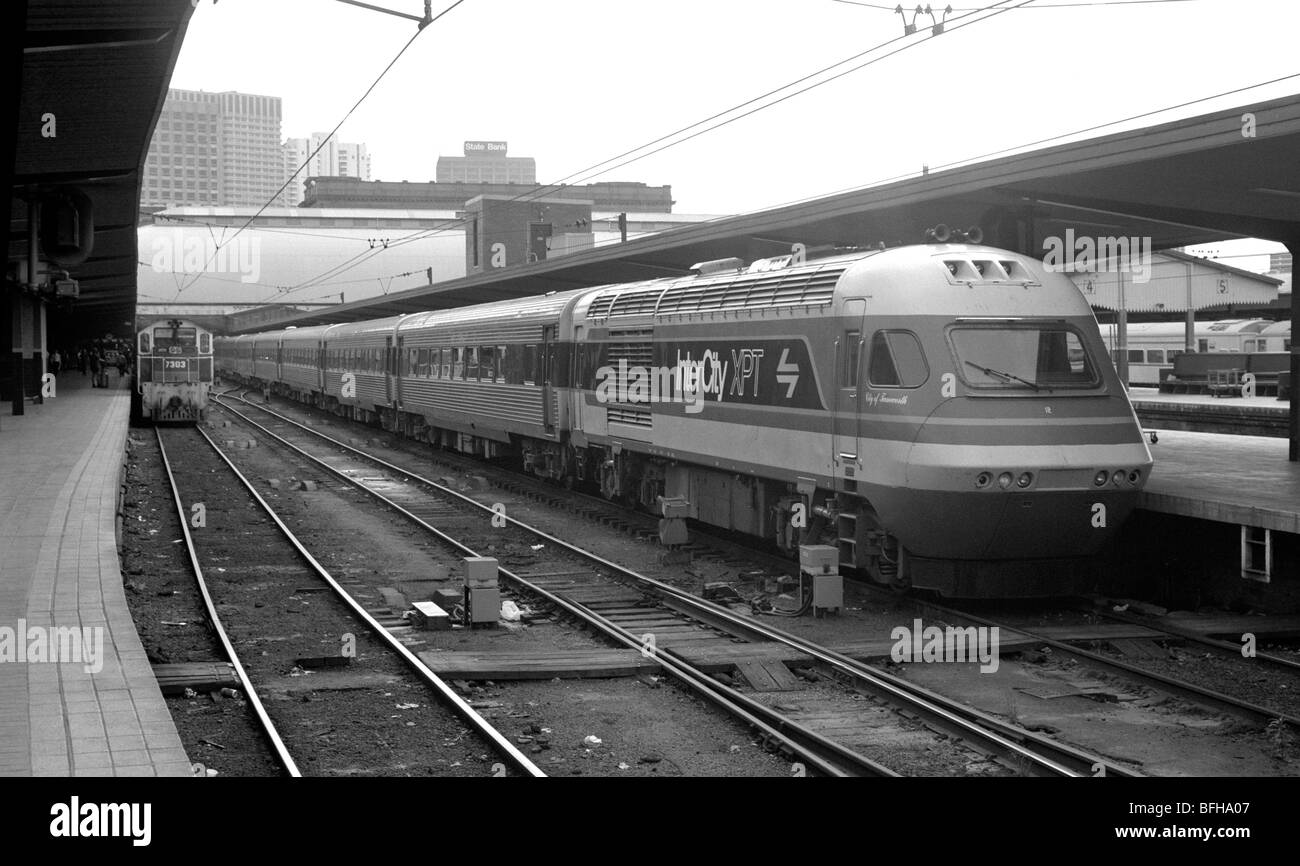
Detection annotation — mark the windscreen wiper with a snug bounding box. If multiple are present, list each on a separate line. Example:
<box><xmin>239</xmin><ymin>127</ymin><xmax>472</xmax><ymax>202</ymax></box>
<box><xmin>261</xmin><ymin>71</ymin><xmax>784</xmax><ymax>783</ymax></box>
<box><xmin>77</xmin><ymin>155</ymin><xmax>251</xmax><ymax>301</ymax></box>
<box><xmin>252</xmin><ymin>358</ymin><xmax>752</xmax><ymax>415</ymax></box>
<box><xmin>964</xmin><ymin>359</ymin><xmax>1040</xmax><ymax>391</ymax></box>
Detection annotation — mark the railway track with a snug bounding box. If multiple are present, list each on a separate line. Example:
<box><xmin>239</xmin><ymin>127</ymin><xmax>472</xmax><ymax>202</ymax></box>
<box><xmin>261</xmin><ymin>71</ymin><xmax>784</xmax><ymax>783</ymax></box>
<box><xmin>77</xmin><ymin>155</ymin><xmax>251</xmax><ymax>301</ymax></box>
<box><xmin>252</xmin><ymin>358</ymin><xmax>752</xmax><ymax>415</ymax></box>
<box><xmin>155</xmin><ymin>424</ymin><xmax>545</xmax><ymax>777</ymax></box>
<box><xmin>935</xmin><ymin>597</ymin><xmax>1300</xmax><ymax>733</ymax></box>
<box><xmin>212</xmin><ymin>391</ymin><xmax>1138</xmax><ymax>777</ymax></box>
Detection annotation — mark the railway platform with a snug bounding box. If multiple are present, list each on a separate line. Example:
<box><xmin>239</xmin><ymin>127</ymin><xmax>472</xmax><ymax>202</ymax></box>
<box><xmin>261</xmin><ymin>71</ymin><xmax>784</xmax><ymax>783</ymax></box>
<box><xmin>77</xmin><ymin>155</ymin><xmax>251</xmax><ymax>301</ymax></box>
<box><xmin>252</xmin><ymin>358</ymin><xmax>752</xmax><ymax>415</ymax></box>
<box><xmin>1129</xmin><ymin>387</ymin><xmax>1290</xmax><ymax>438</ymax></box>
<box><xmin>1140</xmin><ymin>429</ymin><xmax>1300</xmax><ymax>535</ymax></box>
<box><xmin>0</xmin><ymin>372</ymin><xmax>191</xmax><ymax>777</ymax></box>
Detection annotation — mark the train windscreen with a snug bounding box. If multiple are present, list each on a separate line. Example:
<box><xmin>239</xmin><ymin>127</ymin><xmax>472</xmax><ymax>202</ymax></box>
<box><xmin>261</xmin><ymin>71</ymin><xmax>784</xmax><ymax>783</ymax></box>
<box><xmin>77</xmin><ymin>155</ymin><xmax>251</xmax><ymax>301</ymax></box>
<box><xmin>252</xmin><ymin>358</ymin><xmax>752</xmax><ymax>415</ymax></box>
<box><xmin>950</xmin><ymin>324</ymin><xmax>1099</xmax><ymax>390</ymax></box>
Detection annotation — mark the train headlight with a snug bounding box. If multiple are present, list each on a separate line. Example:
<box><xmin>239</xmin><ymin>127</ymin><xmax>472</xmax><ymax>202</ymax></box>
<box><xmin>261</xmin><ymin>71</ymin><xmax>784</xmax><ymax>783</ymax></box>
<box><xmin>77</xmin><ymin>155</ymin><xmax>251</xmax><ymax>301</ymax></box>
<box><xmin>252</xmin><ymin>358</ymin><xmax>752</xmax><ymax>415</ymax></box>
<box><xmin>997</xmin><ymin>472</ymin><xmax>1013</xmax><ymax>489</ymax></box>
<box><xmin>1111</xmin><ymin>470</ymin><xmax>1125</xmax><ymax>487</ymax></box>
<box><xmin>975</xmin><ymin>471</ymin><xmax>992</xmax><ymax>488</ymax></box>
<box><xmin>1128</xmin><ymin>469</ymin><xmax>1142</xmax><ymax>485</ymax></box>
<box><xmin>1093</xmin><ymin>470</ymin><xmax>1108</xmax><ymax>487</ymax></box>
<box><xmin>1017</xmin><ymin>472</ymin><xmax>1033</xmax><ymax>488</ymax></box>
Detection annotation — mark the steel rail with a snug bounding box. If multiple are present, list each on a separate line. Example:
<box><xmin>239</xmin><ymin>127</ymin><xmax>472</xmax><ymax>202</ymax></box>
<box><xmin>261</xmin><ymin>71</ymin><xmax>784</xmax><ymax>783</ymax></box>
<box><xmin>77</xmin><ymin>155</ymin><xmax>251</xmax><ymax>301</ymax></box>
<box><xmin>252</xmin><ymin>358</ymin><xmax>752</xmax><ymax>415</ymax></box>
<box><xmin>182</xmin><ymin>421</ymin><xmax>546</xmax><ymax>777</ymax></box>
<box><xmin>216</xmin><ymin>394</ymin><xmax>1112</xmax><ymax>776</ymax></box>
<box><xmin>156</xmin><ymin>427</ymin><xmax>302</xmax><ymax>777</ymax></box>
<box><xmin>905</xmin><ymin>595</ymin><xmax>1300</xmax><ymax>733</ymax></box>
<box><xmin>214</xmin><ymin>395</ymin><xmax>896</xmax><ymax>776</ymax></box>
<box><xmin>1084</xmin><ymin>603</ymin><xmax>1300</xmax><ymax>674</ymax></box>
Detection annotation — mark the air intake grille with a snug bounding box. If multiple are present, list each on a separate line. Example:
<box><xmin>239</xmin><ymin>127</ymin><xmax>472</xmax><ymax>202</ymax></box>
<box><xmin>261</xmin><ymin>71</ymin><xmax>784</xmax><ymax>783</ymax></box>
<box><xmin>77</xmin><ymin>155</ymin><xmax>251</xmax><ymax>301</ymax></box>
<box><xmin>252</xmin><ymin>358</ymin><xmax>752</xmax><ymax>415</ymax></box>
<box><xmin>587</xmin><ymin>263</ymin><xmax>845</xmax><ymax>320</ymax></box>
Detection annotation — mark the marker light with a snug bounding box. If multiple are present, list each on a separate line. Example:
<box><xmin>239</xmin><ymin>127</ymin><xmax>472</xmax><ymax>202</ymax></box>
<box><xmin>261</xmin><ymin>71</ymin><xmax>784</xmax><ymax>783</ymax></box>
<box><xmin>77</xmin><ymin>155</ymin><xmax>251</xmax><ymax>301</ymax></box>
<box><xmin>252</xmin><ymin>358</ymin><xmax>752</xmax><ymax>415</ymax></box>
<box><xmin>1017</xmin><ymin>472</ymin><xmax>1033</xmax><ymax>488</ymax></box>
<box><xmin>975</xmin><ymin>472</ymin><xmax>992</xmax><ymax>488</ymax></box>
<box><xmin>997</xmin><ymin>472</ymin><xmax>1014</xmax><ymax>489</ymax></box>
<box><xmin>1111</xmin><ymin>470</ymin><xmax>1125</xmax><ymax>487</ymax></box>
<box><xmin>1128</xmin><ymin>469</ymin><xmax>1142</xmax><ymax>485</ymax></box>
<box><xmin>1093</xmin><ymin>470</ymin><xmax>1108</xmax><ymax>487</ymax></box>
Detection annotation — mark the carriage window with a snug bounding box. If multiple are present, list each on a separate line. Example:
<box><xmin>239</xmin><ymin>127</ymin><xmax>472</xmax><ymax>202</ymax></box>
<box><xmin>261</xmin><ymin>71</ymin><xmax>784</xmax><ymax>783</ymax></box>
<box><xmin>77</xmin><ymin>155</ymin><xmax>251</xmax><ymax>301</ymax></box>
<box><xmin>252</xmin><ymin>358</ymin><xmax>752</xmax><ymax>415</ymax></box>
<box><xmin>868</xmin><ymin>331</ymin><xmax>928</xmax><ymax>388</ymax></box>
<box><xmin>480</xmin><ymin>346</ymin><xmax>496</xmax><ymax>383</ymax></box>
<box><xmin>950</xmin><ymin>325</ymin><xmax>1098</xmax><ymax>390</ymax></box>
<box><xmin>465</xmin><ymin>347</ymin><xmax>479</xmax><ymax>380</ymax></box>
<box><xmin>1146</xmin><ymin>349</ymin><xmax>1165</xmax><ymax>364</ymax></box>
<box><xmin>1127</xmin><ymin>349</ymin><xmax>1144</xmax><ymax>363</ymax></box>
<box><xmin>842</xmin><ymin>330</ymin><xmax>860</xmax><ymax>388</ymax></box>
<box><xmin>441</xmin><ymin>348</ymin><xmax>451</xmax><ymax>379</ymax></box>
<box><xmin>1197</xmin><ymin>339</ymin><xmax>1208</xmax><ymax>352</ymax></box>
<box><xmin>452</xmin><ymin>347</ymin><xmax>464</xmax><ymax>380</ymax></box>
<box><xmin>496</xmin><ymin>345</ymin><xmax>508</xmax><ymax>383</ymax></box>
<box><xmin>199</xmin><ymin>332</ymin><xmax>210</xmax><ymax>354</ymax></box>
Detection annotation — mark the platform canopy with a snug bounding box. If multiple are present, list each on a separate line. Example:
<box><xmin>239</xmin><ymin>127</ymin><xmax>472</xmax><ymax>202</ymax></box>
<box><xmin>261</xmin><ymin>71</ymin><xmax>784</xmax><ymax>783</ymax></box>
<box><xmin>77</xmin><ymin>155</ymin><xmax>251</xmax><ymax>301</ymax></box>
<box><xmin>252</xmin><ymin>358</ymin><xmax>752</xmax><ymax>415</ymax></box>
<box><xmin>1074</xmin><ymin>250</ymin><xmax>1284</xmax><ymax>314</ymax></box>
<box><xmin>6</xmin><ymin>0</ymin><xmax>194</xmax><ymax>334</ymax></box>
<box><xmin>228</xmin><ymin>93</ymin><xmax>1300</xmax><ymax>333</ymax></box>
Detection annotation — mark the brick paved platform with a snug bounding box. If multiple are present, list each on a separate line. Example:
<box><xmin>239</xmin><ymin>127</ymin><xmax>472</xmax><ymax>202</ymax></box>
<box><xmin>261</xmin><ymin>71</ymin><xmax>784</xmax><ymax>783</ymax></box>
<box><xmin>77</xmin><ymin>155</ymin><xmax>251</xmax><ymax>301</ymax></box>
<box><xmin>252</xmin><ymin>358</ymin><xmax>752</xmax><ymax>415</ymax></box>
<box><xmin>0</xmin><ymin>373</ymin><xmax>190</xmax><ymax>776</ymax></box>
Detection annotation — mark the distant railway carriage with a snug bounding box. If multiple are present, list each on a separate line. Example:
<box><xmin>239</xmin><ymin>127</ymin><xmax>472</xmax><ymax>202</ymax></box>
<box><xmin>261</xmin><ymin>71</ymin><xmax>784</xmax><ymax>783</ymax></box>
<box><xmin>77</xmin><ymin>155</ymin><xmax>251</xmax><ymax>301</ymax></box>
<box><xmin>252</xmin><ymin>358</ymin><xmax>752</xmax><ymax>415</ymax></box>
<box><xmin>217</xmin><ymin>241</ymin><xmax>1154</xmax><ymax>597</ymax></box>
<box><xmin>1255</xmin><ymin>320</ymin><xmax>1292</xmax><ymax>352</ymax></box>
<box><xmin>135</xmin><ymin>318</ymin><xmax>212</xmax><ymax>423</ymax></box>
<box><xmin>1101</xmin><ymin>319</ymin><xmax>1280</xmax><ymax>386</ymax></box>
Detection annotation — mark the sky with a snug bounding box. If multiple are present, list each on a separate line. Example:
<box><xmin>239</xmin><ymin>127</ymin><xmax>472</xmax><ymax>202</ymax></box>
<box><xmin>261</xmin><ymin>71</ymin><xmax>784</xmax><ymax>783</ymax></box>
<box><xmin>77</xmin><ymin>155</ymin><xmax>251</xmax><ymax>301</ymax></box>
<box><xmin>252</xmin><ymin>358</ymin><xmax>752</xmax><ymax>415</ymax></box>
<box><xmin>163</xmin><ymin>0</ymin><xmax>1299</xmax><ymax>273</ymax></box>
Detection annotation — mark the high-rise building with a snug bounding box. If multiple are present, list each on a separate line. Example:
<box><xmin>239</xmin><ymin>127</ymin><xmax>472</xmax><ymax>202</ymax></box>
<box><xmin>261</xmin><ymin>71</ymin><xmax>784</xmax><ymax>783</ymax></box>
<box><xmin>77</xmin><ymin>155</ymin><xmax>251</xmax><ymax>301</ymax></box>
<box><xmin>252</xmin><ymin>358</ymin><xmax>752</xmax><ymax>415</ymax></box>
<box><xmin>283</xmin><ymin>133</ymin><xmax>371</xmax><ymax>205</ymax></box>
<box><xmin>436</xmin><ymin>141</ymin><xmax>535</xmax><ymax>184</ymax></box>
<box><xmin>141</xmin><ymin>88</ymin><xmax>285</xmax><ymax>208</ymax></box>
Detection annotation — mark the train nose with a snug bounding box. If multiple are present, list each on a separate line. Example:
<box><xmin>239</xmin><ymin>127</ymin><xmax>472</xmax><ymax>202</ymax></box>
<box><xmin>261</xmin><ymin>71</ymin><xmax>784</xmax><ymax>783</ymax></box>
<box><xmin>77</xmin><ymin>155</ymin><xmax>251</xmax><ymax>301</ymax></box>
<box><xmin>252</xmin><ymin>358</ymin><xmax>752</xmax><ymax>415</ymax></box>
<box><xmin>896</xmin><ymin>397</ymin><xmax>1150</xmax><ymax>559</ymax></box>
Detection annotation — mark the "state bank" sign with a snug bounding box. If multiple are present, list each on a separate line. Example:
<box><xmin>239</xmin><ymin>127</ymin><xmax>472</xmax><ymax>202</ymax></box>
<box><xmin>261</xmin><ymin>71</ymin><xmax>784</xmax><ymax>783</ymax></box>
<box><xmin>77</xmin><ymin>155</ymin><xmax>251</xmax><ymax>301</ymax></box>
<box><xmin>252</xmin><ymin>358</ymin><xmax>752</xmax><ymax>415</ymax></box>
<box><xmin>464</xmin><ymin>140</ymin><xmax>507</xmax><ymax>155</ymax></box>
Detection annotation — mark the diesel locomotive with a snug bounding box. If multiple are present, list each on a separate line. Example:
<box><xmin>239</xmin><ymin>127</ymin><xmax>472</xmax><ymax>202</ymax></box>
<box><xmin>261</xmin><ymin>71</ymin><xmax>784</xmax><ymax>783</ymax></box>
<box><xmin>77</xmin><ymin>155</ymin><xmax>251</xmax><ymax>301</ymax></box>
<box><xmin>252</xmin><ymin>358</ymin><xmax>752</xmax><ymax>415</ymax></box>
<box><xmin>134</xmin><ymin>318</ymin><xmax>213</xmax><ymax>423</ymax></box>
<box><xmin>216</xmin><ymin>242</ymin><xmax>1154</xmax><ymax>596</ymax></box>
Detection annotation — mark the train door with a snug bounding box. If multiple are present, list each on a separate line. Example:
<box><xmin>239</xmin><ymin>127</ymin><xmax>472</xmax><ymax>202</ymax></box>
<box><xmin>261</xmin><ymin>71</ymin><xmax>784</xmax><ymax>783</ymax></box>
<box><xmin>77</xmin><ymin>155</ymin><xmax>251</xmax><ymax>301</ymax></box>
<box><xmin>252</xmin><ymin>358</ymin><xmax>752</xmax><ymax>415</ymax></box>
<box><xmin>385</xmin><ymin>336</ymin><xmax>396</xmax><ymax>406</ymax></box>
<box><xmin>569</xmin><ymin>326</ymin><xmax>584</xmax><ymax>436</ymax></box>
<box><xmin>831</xmin><ymin>299</ymin><xmax>867</xmax><ymax>492</ymax></box>
<box><xmin>542</xmin><ymin>324</ymin><xmax>556</xmax><ymax>436</ymax></box>
<box><xmin>317</xmin><ymin>341</ymin><xmax>325</xmax><ymax>392</ymax></box>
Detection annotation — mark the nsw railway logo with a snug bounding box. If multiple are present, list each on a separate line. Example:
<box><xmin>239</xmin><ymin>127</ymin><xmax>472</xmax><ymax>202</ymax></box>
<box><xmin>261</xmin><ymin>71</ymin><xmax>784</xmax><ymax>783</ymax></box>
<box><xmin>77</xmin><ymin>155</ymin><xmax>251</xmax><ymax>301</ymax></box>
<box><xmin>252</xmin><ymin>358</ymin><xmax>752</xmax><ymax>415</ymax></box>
<box><xmin>1041</xmin><ymin>229</ymin><xmax>1152</xmax><ymax>284</ymax></box>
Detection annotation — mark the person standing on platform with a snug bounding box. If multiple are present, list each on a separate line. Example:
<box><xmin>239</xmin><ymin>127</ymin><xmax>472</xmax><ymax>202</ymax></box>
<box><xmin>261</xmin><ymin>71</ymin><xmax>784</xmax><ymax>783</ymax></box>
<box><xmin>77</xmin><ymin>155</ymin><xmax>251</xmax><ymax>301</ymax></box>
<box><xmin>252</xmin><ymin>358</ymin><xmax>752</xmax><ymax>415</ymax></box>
<box><xmin>50</xmin><ymin>349</ymin><xmax>61</xmax><ymax>374</ymax></box>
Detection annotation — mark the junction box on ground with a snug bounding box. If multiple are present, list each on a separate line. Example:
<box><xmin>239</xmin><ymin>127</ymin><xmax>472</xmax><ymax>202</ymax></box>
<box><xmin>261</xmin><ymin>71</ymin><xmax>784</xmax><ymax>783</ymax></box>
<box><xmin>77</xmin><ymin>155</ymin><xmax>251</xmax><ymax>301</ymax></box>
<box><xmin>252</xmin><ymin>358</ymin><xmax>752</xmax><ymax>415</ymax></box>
<box><xmin>799</xmin><ymin>544</ymin><xmax>842</xmax><ymax>616</ymax></box>
<box><xmin>463</xmin><ymin>556</ymin><xmax>500</xmax><ymax>626</ymax></box>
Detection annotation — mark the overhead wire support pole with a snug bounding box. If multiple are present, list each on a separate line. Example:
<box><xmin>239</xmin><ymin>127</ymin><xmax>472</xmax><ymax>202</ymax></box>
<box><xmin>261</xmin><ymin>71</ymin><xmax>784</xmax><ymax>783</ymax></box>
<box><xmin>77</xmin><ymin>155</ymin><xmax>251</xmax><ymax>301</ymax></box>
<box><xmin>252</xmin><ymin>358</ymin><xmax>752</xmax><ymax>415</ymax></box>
<box><xmin>334</xmin><ymin>0</ymin><xmax>433</xmax><ymax>28</ymax></box>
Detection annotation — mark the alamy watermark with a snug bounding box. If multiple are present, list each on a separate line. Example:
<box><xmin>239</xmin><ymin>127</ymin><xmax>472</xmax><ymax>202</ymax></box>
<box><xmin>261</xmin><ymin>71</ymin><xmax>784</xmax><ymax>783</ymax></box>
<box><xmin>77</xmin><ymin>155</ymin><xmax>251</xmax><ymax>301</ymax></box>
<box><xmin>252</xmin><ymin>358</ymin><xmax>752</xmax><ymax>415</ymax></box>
<box><xmin>890</xmin><ymin>618</ymin><xmax>1000</xmax><ymax>673</ymax></box>
<box><xmin>595</xmin><ymin>351</ymin><xmax>729</xmax><ymax>414</ymax></box>
<box><xmin>1042</xmin><ymin>228</ymin><xmax>1152</xmax><ymax>284</ymax></box>
<box><xmin>0</xmin><ymin>619</ymin><xmax>104</xmax><ymax>674</ymax></box>
<box><xmin>150</xmin><ymin>232</ymin><xmax>261</xmax><ymax>283</ymax></box>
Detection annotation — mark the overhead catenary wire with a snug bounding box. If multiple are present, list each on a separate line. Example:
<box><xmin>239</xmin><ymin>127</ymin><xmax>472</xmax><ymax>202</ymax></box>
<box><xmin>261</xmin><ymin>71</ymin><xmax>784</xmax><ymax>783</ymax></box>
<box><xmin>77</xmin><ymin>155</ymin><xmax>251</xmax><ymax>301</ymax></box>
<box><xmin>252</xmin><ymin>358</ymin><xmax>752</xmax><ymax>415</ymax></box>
<box><xmin>249</xmin><ymin>67</ymin><xmax>1298</xmax><ymax>304</ymax></box>
<box><xmin>270</xmin><ymin>0</ymin><xmax>1036</xmax><ymax>300</ymax></box>
<box><xmin>172</xmin><ymin>0</ymin><xmax>468</xmax><ymax>298</ymax></box>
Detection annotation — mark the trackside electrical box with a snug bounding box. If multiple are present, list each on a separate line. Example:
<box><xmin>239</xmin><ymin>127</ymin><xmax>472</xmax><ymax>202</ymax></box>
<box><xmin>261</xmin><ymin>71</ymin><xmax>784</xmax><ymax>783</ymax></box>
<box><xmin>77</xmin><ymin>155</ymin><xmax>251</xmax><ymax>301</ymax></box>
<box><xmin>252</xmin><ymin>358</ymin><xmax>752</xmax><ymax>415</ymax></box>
<box><xmin>799</xmin><ymin>545</ymin><xmax>841</xmax><ymax>617</ymax></box>
<box><xmin>463</xmin><ymin>556</ymin><xmax>500</xmax><ymax>625</ymax></box>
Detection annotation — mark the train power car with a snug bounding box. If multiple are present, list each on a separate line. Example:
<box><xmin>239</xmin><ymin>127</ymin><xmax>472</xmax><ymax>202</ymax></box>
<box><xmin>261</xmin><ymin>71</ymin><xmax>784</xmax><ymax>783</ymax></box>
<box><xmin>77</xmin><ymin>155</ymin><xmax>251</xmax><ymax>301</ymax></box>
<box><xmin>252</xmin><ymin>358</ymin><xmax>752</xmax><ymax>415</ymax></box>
<box><xmin>135</xmin><ymin>318</ymin><xmax>213</xmax><ymax>423</ymax></box>
<box><xmin>217</xmin><ymin>240</ymin><xmax>1154</xmax><ymax>597</ymax></box>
